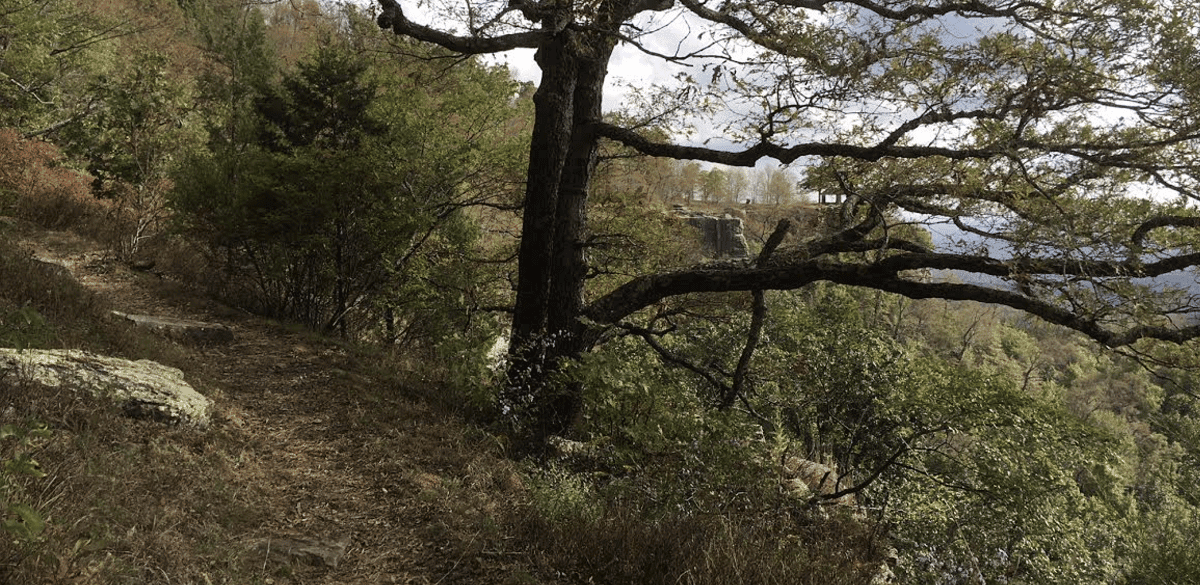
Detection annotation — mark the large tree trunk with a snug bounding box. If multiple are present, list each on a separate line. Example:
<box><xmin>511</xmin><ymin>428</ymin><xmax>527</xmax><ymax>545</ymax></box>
<box><xmin>504</xmin><ymin>31</ymin><xmax>614</xmax><ymax>449</ymax></box>
<box><xmin>508</xmin><ymin>34</ymin><xmax>575</xmax><ymax>352</ymax></box>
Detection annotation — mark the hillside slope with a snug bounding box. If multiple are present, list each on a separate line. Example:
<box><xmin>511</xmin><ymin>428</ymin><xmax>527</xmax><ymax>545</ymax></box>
<box><xmin>1</xmin><ymin>220</ymin><xmax>536</xmax><ymax>584</ymax></box>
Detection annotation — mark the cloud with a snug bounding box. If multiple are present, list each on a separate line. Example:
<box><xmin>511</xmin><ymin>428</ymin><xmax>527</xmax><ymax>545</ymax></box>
<box><xmin>481</xmin><ymin>8</ymin><xmax>701</xmax><ymax>114</ymax></box>
<box><xmin>487</xmin><ymin>47</ymin><xmax>539</xmax><ymax>85</ymax></box>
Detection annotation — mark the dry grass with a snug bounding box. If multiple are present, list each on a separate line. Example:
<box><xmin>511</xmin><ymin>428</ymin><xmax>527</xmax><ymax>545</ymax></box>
<box><xmin>0</xmin><ymin>126</ymin><xmax>882</xmax><ymax>584</ymax></box>
<box><xmin>0</xmin><ymin>232</ymin><xmax>102</xmax><ymax>344</ymax></box>
<box><xmin>503</xmin><ymin>454</ymin><xmax>885</xmax><ymax>585</ymax></box>
<box><xmin>0</xmin><ymin>128</ymin><xmax>176</xmax><ymax>269</ymax></box>
<box><xmin>0</xmin><ymin>378</ymin><xmax>263</xmax><ymax>584</ymax></box>
<box><xmin>0</xmin><ymin>222</ymin><xmax>529</xmax><ymax>584</ymax></box>
<box><xmin>511</xmin><ymin>503</ymin><xmax>882</xmax><ymax>585</ymax></box>
<box><xmin>0</xmin><ymin>227</ymin><xmax>191</xmax><ymax>369</ymax></box>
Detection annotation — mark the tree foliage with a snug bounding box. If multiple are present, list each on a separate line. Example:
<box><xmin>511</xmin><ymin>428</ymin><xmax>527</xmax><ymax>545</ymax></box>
<box><xmin>0</xmin><ymin>0</ymin><xmax>111</xmax><ymax>134</ymax></box>
<box><xmin>374</xmin><ymin>0</ymin><xmax>1200</xmax><ymax>443</ymax></box>
<box><xmin>369</xmin><ymin>0</ymin><xmax>1200</xmax><ymax>579</ymax></box>
<box><xmin>172</xmin><ymin>9</ymin><xmax>528</xmax><ymax>339</ymax></box>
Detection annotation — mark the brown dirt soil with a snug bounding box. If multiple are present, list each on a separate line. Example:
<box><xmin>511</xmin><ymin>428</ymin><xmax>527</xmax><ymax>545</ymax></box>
<box><xmin>9</xmin><ymin>224</ymin><xmax>541</xmax><ymax>585</ymax></box>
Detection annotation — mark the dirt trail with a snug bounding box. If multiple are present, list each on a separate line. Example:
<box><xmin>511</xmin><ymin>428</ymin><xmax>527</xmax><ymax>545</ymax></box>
<box><xmin>13</xmin><ymin>227</ymin><xmax>526</xmax><ymax>584</ymax></box>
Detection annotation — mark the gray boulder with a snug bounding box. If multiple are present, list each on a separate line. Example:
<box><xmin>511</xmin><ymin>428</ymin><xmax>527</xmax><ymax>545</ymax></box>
<box><xmin>0</xmin><ymin>349</ymin><xmax>213</xmax><ymax>427</ymax></box>
<box><xmin>112</xmin><ymin>311</ymin><xmax>234</xmax><ymax>345</ymax></box>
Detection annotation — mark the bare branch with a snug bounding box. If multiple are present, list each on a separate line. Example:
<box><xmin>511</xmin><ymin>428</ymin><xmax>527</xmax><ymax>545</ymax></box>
<box><xmin>676</xmin><ymin>0</ymin><xmax>825</xmax><ymax>62</ymax></box>
<box><xmin>2</xmin><ymin>73</ymin><xmax>54</xmax><ymax>106</ymax></box>
<box><xmin>724</xmin><ymin>289</ymin><xmax>765</xmax><ymax>409</ymax></box>
<box><xmin>593</xmin><ymin>120</ymin><xmax>1003</xmax><ymax>166</ymax></box>
<box><xmin>621</xmin><ymin>322</ymin><xmax>734</xmax><ymax>400</ymax></box>
<box><xmin>376</xmin><ymin>0</ymin><xmax>547</xmax><ymax>53</ymax></box>
<box><xmin>48</xmin><ymin>20</ymin><xmax>150</xmax><ymax>57</ymax></box>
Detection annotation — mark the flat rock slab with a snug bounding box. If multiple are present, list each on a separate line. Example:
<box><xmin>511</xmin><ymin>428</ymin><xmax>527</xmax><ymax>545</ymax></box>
<box><xmin>248</xmin><ymin>534</ymin><xmax>352</xmax><ymax>569</ymax></box>
<box><xmin>0</xmin><ymin>349</ymin><xmax>213</xmax><ymax>427</ymax></box>
<box><xmin>112</xmin><ymin>311</ymin><xmax>234</xmax><ymax>346</ymax></box>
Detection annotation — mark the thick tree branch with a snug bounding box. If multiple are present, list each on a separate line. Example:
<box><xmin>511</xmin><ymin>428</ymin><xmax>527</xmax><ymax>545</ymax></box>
<box><xmin>377</xmin><ymin>0</ymin><xmax>547</xmax><ymax>53</ymax></box>
<box><xmin>597</xmin><ymin>114</ymin><xmax>1196</xmax><ymax>174</ymax></box>
<box><xmin>585</xmin><ymin>252</ymin><xmax>1200</xmax><ymax>348</ymax></box>
<box><xmin>769</xmin><ymin>0</ymin><xmax>1053</xmax><ymax>21</ymax></box>
<box><xmin>756</xmin><ymin>217</ymin><xmax>794</xmax><ymax>267</ymax></box>
<box><xmin>678</xmin><ymin>0</ymin><xmax>1065</xmax><ymax>65</ymax></box>
<box><xmin>872</xmin><ymin>250</ymin><xmax>1200</xmax><ymax>279</ymax></box>
<box><xmin>1131</xmin><ymin>215</ymin><xmax>1200</xmax><ymax>248</ymax></box>
<box><xmin>593</xmin><ymin>120</ymin><xmax>1003</xmax><ymax>166</ymax></box>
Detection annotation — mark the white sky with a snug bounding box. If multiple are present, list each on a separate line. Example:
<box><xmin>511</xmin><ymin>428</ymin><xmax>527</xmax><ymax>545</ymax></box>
<box><xmin>478</xmin><ymin>10</ymin><xmax>706</xmax><ymax>113</ymax></box>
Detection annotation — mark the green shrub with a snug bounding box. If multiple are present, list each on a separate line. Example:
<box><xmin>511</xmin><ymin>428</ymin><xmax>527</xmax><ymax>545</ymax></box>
<box><xmin>526</xmin><ymin>464</ymin><xmax>603</xmax><ymax>525</ymax></box>
<box><xmin>0</xmin><ymin>305</ymin><xmax>56</xmax><ymax>349</ymax></box>
<box><xmin>0</xmin><ymin>421</ymin><xmax>50</xmax><ymax>552</ymax></box>
<box><xmin>512</xmin><ymin>473</ymin><xmax>882</xmax><ymax>585</ymax></box>
<box><xmin>508</xmin><ymin>328</ymin><xmax>886</xmax><ymax>584</ymax></box>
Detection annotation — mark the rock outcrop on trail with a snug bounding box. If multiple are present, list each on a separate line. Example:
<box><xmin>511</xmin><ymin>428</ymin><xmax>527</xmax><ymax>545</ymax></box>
<box><xmin>112</xmin><ymin>311</ymin><xmax>235</xmax><ymax>345</ymax></box>
<box><xmin>0</xmin><ymin>348</ymin><xmax>214</xmax><ymax>427</ymax></box>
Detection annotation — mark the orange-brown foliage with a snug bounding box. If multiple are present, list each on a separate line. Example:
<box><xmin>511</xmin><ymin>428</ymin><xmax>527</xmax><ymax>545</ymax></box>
<box><xmin>0</xmin><ymin>128</ymin><xmax>108</xmax><ymax>229</ymax></box>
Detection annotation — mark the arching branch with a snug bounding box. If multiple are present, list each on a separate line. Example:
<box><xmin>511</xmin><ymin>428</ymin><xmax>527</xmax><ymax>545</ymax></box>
<box><xmin>678</xmin><ymin>0</ymin><xmax>1069</xmax><ymax>62</ymax></box>
<box><xmin>593</xmin><ymin>120</ymin><xmax>1004</xmax><ymax>166</ymax></box>
<box><xmin>585</xmin><ymin>250</ymin><xmax>1200</xmax><ymax>349</ymax></box>
<box><xmin>377</xmin><ymin>0</ymin><xmax>548</xmax><ymax>54</ymax></box>
<box><xmin>1131</xmin><ymin>215</ymin><xmax>1200</xmax><ymax>248</ymax></box>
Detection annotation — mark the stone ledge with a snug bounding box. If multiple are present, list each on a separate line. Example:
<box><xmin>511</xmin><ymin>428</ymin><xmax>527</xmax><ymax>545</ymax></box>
<box><xmin>112</xmin><ymin>311</ymin><xmax>234</xmax><ymax>346</ymax></box>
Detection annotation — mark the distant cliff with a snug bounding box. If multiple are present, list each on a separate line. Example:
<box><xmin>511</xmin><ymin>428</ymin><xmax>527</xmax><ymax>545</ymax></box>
<box><xmin>675</xmin><ymin>206</ymin><xmax>750</xmax><ymax>260</ymax></box>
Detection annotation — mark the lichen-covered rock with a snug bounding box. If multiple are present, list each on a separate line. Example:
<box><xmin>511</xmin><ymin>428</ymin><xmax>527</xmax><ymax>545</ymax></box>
<box><xmin>548</xmin><ymin>435</ymin><xmax>599</xmax><ymax>459</ymax></box>
<box><xmin>0</xmin><ymin>349</ymin><xmax>213</xmax><ymax>427</ymax></box>
<box><xmin>112</xmin><ymin>311</ymin><xmax>234</xmax><ymax>346</ymax></box>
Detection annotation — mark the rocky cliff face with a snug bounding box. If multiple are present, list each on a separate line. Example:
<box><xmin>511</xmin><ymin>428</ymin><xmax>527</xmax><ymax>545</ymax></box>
<box><xmin>675</xmin><ymin>207</ymin><xmax>750</xmax><ymax>260</ymax></box>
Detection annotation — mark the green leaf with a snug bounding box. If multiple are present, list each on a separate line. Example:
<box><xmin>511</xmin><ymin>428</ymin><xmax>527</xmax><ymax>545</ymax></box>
<box><xmin>4</xmin><ymin>453</ymin><xmax>45</xmax><ymax>479</ymax></box>
<box><xmin>3</xmin><ymin>503</ymin><xmax>46</xmax><ymax>540</ymax></box>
